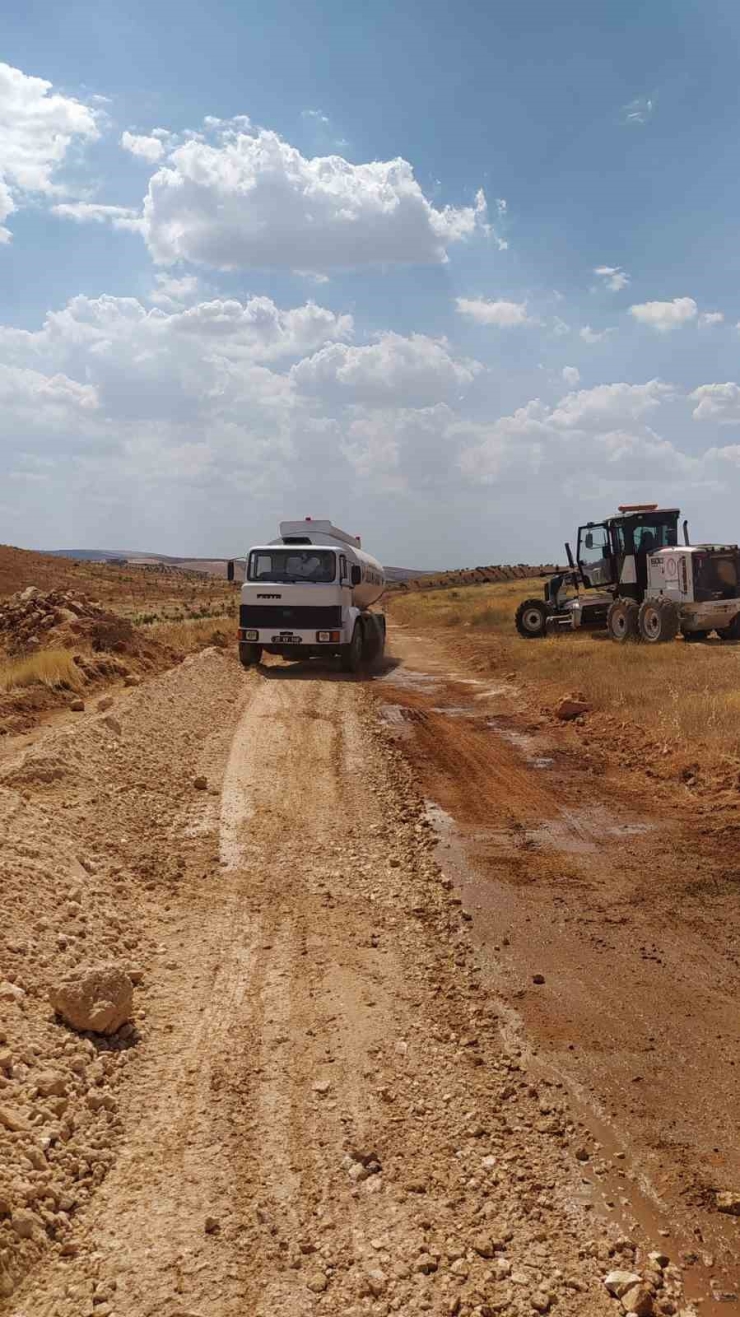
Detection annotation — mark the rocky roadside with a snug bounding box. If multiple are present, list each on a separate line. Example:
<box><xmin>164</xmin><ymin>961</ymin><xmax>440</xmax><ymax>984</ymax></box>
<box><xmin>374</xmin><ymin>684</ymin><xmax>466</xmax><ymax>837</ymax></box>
<box><xmin>0</xmin><ymin>649</ymin><xmax>240</xmax><ymax>1303</ymax></box>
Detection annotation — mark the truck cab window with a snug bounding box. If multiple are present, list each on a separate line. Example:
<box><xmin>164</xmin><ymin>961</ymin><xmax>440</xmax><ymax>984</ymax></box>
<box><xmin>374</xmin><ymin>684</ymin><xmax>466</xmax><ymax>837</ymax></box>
<box><xmin>247</xmin><ymin>550</ymin><xmax>336</xmax><ymax>583</ymax></box>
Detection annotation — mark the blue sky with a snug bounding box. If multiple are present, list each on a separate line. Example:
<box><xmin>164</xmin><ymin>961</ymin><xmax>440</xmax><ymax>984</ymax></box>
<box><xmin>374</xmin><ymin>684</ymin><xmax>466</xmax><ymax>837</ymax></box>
<box><xmin>2</xmin><ymin>0</ymin><xmax>740</xmax><ymax>566</ymax></box>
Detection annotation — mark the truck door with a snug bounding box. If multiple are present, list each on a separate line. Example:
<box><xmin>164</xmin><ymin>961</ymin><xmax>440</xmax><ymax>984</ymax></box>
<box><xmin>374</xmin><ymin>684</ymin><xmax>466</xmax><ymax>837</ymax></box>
<box><xmin>577</xmin><ymin>524</ymin><xmax>615</xmax><ymax>589</ymax></box>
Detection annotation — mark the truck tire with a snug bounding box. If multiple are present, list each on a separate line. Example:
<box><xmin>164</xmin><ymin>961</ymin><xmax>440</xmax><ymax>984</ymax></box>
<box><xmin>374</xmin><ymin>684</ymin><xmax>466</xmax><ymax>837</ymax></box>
<box><xmin>239</xmin><ymin>642</ymin><xmax>263</xmax><ymax>667</ymax></box>
<box><xmin>515</xmin><ymin>598</ymin><xmax>550</xmax><ymax>639</ymax></box>
<box><xmin>637</xmin><ymin>598</ymin><xmax>679</xmax><ymax>644</ymax></box>
<box><xmin>607</xmin><ymin>598</ymin><xmax>639</xmax><ymax>643</ymax></box>
<box><xmin>340</xmin><ymin>624</ymin><xmax>364</xmax><ymax>673</ymax></box>
<box><xmin>716</xmin><ymin>613</ymin><xmax>740</xmax><ymax>641</ymax></box>
<box><xmin>364</xmin><ymin>614</ymin><xmax>386</xmax><ymax>665</ymax></box>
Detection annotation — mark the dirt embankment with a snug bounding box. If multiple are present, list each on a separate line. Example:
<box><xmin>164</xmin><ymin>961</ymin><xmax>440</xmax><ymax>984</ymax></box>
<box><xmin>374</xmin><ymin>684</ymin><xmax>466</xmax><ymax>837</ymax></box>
<box><xmin>0</xmin><ymin>586</ymin><xmax>233</xmax><ymax>737</ymax></box>
<box><xmin>0</xmin><ymin>649</ymin><xmax>689</xmax><ymax>1317</ymax></box>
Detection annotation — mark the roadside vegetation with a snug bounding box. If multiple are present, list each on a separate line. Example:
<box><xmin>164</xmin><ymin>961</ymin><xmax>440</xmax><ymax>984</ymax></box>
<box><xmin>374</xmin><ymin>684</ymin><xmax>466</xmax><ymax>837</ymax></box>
<box><xmin>143</xmin><ymin>613</ymin><xmax>236</xmax><ymax>652</ymax></box>
<box><xmin>0</xmin><ymin>649</ymin><xmax>85</xmax><ymax>694</ymax></box>
<box><xmin>389</xmin><ymin>578</ymin><xmax>740</xmax><ymax>757</ymax></box>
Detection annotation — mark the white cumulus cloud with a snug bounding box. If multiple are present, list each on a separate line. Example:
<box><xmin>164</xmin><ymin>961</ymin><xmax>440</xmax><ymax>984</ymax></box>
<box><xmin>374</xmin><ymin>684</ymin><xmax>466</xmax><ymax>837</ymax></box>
<box><xmin>699</xmin><ymin>311</ymin><xmax>724</xmax><ymax>327</ymax></box>
<box><xmin>290</xmin><ymin>332</ymin><xmax>481</xmax><ymax>406</ymax></box>
<box><xmin>690</xmin><ymin>382</ymin><xmax>740</xmax><ymax>423</ymax></box>
<box><xmin>51</xmin><ymin>202</ymin><xmax>142</xmax><ymax>231</ymax></box>
<box><xmin>549</xmin><ymin>380</ymin><xmax>673</xmax><ymax>429</ymax></box>
<box><xmin>121</xmin><ymin>130</ymin><xmax>168</xmax><ymax>162</ymax></box>
<box><xmin>139</xmin><ymin>124</ymin><xmax>489</xmax><ymax>270</ymax></box>
<box><xmin>0</xmin><ymin>61</ymin><xmax>99</xmax><ymax>240</ymax></box>
<box><xmin>455</xmin><ymin>298</ymin><xmax>531</xmax><ymax>327</ymax></box>
<box><xmin>594</xmin><ymin>265</ymin><xmax>630</xmax><ymax>292</ymax></box>
<box><xmin>580</xmin><ymin>325</ymin><xmax>614</xmax><ymax>343</ymax></box>
<box><xmin>149</xmin><ymin>274</ymin><xmax>202</xmax><ymax>308</ymax></box>
<box><xmin>562</xmin><ymin>366</ymin><xmax>580</xmax><ymax>386</ymax></box>
<box><xmin>629</xmin><ymin>297</ymin><xmax>698</xmax><ymax>332</ymax></box>
<box><xmin>459</xmin><ymin>379</ymin><xmax>685</xmax><ymax>487</ymax></box>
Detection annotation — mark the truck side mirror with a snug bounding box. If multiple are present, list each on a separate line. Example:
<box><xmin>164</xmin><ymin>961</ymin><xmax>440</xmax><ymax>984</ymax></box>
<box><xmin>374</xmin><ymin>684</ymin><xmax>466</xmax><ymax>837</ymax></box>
<box><xmin>227</xmin><ymin>560</ymin><xmax>235</xmax><ymax>582</ymax></box>
<box><xmin>351</xmin><ymin>565</ymin><xmax>362</xmax><ymax>586</ymax></box>
<box><xmin>584</xmin><ymin>533</ymin><xmax>594</xmax><ymax>550</ymax></box>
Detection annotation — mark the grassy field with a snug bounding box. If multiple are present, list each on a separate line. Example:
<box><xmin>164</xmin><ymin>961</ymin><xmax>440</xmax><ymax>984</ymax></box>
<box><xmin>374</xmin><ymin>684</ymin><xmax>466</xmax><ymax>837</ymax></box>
<box><xmin>388</xmin><ymin>578</ymin><xmax>740</xmax><ymax>759</ymax></box>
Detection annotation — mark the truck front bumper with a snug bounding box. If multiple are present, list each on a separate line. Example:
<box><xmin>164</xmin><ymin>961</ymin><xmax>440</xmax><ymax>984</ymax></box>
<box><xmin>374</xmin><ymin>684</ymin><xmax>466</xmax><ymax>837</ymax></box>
<box><xmin>238</xmin><ymin>627</ymin><xmax>347</xmax><ymax>655</ymax></box>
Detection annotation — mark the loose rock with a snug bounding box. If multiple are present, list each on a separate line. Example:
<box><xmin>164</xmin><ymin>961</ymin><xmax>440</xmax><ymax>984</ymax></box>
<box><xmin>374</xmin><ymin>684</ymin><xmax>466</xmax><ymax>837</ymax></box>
<box><xmin>50</xmin><ymin>963</ymin><xmax>134</xmax><ymax>1035</ymax></box>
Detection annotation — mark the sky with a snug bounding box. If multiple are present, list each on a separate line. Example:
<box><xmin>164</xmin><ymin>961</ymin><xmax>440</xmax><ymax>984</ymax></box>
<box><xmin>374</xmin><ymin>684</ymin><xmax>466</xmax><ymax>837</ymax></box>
<box><xmin>3</xmin><ymin>0</ymin><xmax>740</xmax><ymax>567</ymax></box>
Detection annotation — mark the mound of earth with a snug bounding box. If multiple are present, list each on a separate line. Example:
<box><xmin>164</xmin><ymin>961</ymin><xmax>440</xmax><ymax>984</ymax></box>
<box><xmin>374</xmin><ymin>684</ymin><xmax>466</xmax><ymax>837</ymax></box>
<box><xmin>0</xmin><ymin>587</ymin><xmax>131</xmax><ymax>655</ymax></box>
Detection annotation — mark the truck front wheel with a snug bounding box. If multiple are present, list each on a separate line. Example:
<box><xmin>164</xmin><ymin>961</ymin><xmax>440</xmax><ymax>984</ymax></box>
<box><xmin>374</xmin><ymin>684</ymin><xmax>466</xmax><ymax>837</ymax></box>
<box><xmin>340</xmin><ymin>625</ymin><xmax>364</xmax><ymax>673</ymax></box>
<box><xmin>239</xmin><ymin>642</ymin><xmax>263</xmax><ymax>667</ymax></box>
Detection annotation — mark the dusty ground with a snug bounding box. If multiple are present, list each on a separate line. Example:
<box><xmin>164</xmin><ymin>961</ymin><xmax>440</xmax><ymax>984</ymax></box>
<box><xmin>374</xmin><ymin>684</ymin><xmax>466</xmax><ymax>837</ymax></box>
<box><xmin>0</xmin><ymin>628</ymin><xmax>732</xmax><ymax>1316</ymax></box>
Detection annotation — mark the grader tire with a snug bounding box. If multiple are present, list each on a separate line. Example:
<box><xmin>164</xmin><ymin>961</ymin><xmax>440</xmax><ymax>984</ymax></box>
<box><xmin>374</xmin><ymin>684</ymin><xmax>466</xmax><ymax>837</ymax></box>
<box><xmin>515</xmin><ymin>598</ymin><xmax>550</xmax><ymax>639</ymax></box>
<box><xmin>607</xmin><ymin>599</ymin><xmax>639</xmax><ymax>643</ymax></box>
<box><xmin>638</xmin><ymin>598</ymin><xmax>679</xmax><ymax>644</ymax></box>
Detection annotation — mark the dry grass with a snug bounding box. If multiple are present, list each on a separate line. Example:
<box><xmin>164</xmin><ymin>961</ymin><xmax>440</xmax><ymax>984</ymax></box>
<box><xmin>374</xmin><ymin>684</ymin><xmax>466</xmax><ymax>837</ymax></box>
<box><xmin>389</xmin><ymin>579</ymin><xmax>740</xmax><ymax>759</ymax></box>
<box><xmin>0</xmin><ymin>648</ymin><xmax>85</xmax><ymax>694</ymax></box>
<box><xmin>144</xmin><ymin>616</ymin><xmax>234</xmax><ymax>653</ymax></box>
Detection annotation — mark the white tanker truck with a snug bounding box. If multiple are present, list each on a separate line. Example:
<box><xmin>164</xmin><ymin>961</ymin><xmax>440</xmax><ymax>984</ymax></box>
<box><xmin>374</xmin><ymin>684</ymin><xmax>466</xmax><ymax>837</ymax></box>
<box><xmin>227</xmin><ymin>519</ymin><xmax>386</xmax><ymax>672</ymax></box>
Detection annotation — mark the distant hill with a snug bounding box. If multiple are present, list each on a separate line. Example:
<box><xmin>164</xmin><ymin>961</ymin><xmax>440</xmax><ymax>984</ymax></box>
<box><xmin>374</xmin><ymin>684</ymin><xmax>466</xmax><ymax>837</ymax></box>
<box><xmin>48</xmin><ymin>549</ymin><xmax>436</xmax><ymax>582</ymax></box>
<box><xmin>0</xmin><ymin>544</ymin><xmax>233</xmax><ymax>608</ymax></box>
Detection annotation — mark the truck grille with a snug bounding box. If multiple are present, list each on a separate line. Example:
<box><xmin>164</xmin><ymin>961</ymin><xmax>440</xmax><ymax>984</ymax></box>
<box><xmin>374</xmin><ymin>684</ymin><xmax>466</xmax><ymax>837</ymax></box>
<box><xmin>240</xmin><ymin>604</ymin><xmax>343</xmax><ymax>629</ymax></box>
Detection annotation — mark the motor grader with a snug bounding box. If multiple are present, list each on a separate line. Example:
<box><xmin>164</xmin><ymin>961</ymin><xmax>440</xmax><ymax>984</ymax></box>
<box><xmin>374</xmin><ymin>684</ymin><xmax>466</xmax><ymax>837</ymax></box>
<box><xmin>515</xmin><ymin>504</ymin><xmax>740</xmax><ymax>643</ymax></box>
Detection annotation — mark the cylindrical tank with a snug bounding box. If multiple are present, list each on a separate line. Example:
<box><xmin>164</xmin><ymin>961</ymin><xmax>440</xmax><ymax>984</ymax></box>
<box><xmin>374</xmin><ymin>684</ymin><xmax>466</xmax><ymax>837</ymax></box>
<box><xmin>274</xmin><ymin>519</ymin><xmax>386</xmax><ymax>608</ymax></box>
<box><xmin>346</xmin><ymin>546</ymin><xmax>386</xmax><ymax>609</ymax></box>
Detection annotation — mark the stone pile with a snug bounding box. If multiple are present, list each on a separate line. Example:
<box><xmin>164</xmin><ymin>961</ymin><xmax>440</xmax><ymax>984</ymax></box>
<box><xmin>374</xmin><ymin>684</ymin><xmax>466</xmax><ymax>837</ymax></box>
<box><xmin>0</xmin><ymin>587</ymin><xmax>111</xmax><ymax>652</ymax></box>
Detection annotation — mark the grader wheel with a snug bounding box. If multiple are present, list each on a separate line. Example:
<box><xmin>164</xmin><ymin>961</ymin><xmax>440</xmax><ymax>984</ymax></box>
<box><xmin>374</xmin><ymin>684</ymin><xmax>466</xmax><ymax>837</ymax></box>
<box><xmin>638</xmin><ymin>598</ymin><xmax>679</xmax><ymax>644</ymax></box>
<box><xmin>515</xmin><ymin>598</ymin><xmax>550</xmax><ymax>639</ymax></box>
<box><xmin>607</xmin><ymin>599</ymin><xmax>639</xmax><ymax>643</ymax></box>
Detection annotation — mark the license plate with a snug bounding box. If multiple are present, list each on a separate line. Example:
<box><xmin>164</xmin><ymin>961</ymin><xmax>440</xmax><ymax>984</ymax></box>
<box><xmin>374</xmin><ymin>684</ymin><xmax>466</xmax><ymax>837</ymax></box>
<box><xmin>272</xmin><ymin>634</ymin><xmax>301</xmax><ymax>644</ymax></box>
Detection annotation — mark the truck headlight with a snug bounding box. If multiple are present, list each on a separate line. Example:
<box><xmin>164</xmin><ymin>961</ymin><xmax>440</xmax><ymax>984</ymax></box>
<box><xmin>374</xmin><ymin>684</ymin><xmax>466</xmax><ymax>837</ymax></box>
<box><xmin>243</xmin><ymin>629</ymin><xmax>259</xmax><ymax>641</ymax></box>
<box><xmin>317</xmin><ymin>630</ymin><xmax>340</xmax><ymax>642</ymax></box>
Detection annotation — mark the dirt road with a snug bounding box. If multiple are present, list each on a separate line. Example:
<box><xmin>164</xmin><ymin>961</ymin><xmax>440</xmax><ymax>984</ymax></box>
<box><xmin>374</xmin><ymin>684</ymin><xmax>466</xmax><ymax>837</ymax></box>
<box><xmin>0</xmin><ymin>642</ymin><xmax>715</xmax><ymax>1315</ymax></box>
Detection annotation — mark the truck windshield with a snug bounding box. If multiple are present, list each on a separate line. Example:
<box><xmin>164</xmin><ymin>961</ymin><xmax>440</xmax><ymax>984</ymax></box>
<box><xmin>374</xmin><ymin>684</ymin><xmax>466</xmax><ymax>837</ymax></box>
<box><xmin>248</xmin><ymin>550</ymin><xmax>336</xmax><ymax>583</ymax></box>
